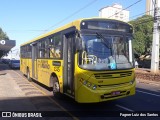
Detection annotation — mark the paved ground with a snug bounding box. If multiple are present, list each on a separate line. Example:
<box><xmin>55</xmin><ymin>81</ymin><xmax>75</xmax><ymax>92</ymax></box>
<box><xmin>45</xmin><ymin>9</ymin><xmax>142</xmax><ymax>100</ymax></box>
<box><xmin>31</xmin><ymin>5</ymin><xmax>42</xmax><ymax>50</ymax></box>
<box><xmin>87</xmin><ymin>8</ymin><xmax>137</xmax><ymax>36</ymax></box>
<box><xmin>135</xmin><ymin>68</ymin><xmax>160</xmax><ymax>82</ymax></box>
<box><xmin>0</xmin><ymin>69</ymin><xmax>36</xmax><ymax>111</ymax></box>
<box><xmin>0</xmin><ymin>62</ymin><xmax>73</xmax><ymax>120</ymax></box>
<box><xmin>0</xmin><ymin>62</ymin><xmax>160</xmax><ymax>120</ymax></box>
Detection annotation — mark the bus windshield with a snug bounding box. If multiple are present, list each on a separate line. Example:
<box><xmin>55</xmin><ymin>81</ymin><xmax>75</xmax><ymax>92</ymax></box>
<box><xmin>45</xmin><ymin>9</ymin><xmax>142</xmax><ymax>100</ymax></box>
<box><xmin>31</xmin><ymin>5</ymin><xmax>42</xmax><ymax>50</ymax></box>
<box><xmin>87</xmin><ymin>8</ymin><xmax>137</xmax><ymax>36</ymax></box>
<box><xmin>78</xmin><ymin>34</ymin><xmax>133</xmax><ymax>70</ymax></box>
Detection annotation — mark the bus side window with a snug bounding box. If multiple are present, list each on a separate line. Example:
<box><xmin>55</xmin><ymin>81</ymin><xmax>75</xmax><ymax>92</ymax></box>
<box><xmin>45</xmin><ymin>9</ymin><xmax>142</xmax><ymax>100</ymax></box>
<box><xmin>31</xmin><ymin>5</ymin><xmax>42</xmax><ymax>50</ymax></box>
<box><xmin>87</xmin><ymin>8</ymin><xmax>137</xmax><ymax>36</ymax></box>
<box><xmin>49</xmin><ymin>34</ymin><xmax>61</xmax><ymax>59</ymax></box>
<box><xmin>38</xmin><ymin>41</ymin><xmax>43</xmax><ymax>58</ymax></box>
<box><xmin>42</xmin><ymin>41</ymin><xmax>46</xmax><ymax>58</ymax></box>
<box><xmin>55</xmin><ymin>35</ymin><xmax>61</xmax><ymax>58</ymax></box>
<box><xmin>50</xmin><ymin>47</ymin><xmax>56</xmax><ymax>58</ymax></box>
<box><xmin>44</xmin><ymin>39</ymin><xmax>49</xmax><ymax>58</ymax></box>
<box><xmin>49</xmin><ymin>37</ymin><xmax>54</xmax><ymax>58</ymax></box>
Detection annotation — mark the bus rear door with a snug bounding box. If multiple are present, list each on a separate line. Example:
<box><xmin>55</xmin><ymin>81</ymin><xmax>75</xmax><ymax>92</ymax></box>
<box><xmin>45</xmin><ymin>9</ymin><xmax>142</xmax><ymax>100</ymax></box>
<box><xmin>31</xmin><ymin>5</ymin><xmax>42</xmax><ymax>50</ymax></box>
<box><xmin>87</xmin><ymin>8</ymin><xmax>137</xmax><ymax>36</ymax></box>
<box><xmin>31</xmin><ymin>43</ymin><xmax>38</xmax><ymax>79</ymax></box>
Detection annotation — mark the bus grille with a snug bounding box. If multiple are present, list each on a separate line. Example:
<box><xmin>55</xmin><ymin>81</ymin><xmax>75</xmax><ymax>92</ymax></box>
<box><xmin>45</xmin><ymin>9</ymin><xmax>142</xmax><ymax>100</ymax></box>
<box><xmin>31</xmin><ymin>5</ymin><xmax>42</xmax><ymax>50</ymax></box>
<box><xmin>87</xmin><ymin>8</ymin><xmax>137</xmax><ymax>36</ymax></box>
<box><xmin>94</xmin><ymin>71</ymin><xmax>132</xmax><ymax>79</ymax></box>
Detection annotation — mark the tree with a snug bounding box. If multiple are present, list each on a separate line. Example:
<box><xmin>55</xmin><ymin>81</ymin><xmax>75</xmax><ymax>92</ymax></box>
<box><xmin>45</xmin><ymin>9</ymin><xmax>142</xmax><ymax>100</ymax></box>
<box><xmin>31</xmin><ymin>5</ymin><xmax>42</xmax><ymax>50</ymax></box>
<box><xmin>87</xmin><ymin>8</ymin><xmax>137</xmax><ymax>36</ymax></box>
<box><xmin>0</xmin><ymin>27</ymin><xmax>9</xmax><ymax>58</ymax></box>
<box><xmin>129</xmin><ymin>15</ymin><xmax>153</xmax><ymax>56</ymax></box>
<box><xmin>0</xmin><ymin>28</ymin><xmax>9</xmax><ymax>40</ymax></box>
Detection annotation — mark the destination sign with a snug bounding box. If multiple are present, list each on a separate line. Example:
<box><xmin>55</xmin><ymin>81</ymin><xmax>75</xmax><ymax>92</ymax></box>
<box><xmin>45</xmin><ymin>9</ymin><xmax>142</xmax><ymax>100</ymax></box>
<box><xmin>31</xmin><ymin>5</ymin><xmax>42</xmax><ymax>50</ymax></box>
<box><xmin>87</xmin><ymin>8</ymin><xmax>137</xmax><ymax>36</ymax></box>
<box><xmin>81</xmin><ymin>20</ymin><xmax>133</xmax><ymax>33</ymax></box>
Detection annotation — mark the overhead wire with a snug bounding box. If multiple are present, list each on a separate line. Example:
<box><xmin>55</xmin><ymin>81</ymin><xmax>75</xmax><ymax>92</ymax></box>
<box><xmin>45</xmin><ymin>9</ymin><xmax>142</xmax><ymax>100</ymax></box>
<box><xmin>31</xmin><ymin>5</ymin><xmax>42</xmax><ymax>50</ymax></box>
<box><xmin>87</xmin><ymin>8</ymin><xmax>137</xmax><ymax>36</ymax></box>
<box><xmin>5</xmin><ymin>0</ymin><xmax>147</xmax><ymax>34</ymax></box>
<box><xmin>133</xmin><ymin>18</ymin><xmax>153</xmax><ymax>26</ymax></box>
<box><xmin>42</xmin><ymin>0</ymin><xmax>98</xmax><ymax>33</ymax></box>
<box><xmin>108</xmin><ymin>0</ymin><xmax>143</xmax><ymax>19</ymax></box>
<box><xmin>129</xmin><ymin>9</ymin><xmax>154</xmax><ymax>20</ymax></box>
<box><xmin>105</xmin><ymin>0</ymin><xmax>153</xmax><ymax>27</ymax></box>
<box><xmin>4</xmin><ymin>0</ymin><xmax>98</xmax><ymax>35</ymax></box>
<box><xmin>36</xmin><ymin>0</ymin><xmax>143</xmax><ymax>37</ymax></box>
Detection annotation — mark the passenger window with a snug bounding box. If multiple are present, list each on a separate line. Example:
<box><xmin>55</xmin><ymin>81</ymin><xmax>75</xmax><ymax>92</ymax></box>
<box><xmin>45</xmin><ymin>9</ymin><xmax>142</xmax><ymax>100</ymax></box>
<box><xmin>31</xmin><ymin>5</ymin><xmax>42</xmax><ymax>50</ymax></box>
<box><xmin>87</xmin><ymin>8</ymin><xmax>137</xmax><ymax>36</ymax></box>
<box><xmin>49</xmin><ymin>34</ymin><xmax>61</xmax><ymax>59</ymax></box>
<box><xmin>44</xmin><ymin>39</ymin><xmax>49</xmax><ymax>58</ymax></box>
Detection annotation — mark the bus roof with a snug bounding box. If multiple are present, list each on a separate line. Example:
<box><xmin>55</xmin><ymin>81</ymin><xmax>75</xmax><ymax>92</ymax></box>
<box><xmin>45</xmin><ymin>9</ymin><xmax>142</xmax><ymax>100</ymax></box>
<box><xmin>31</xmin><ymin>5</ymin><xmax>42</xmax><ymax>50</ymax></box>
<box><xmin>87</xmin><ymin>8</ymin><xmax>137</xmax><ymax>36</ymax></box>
<box><xmin>20</xmin><ymin>17</ymin><xmax>131</xmax><ymax>46</ymax></box>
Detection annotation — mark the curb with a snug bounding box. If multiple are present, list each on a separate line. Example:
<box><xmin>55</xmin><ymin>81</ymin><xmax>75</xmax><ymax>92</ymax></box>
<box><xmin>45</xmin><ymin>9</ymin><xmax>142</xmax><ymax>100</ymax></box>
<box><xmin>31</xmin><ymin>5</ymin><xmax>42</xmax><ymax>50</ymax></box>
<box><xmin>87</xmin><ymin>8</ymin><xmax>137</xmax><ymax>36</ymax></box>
<box><xmin>135</xmin><ymin>68</ymin><xmax>160</xmax><ymax>82</ymax></box>
<box><xmin>0</xmin><ymin>72</ymin><xmax>7</xmax><ymax>75</ymax></box>
<box><xmin>136</xmin><ymin>79</ymin><xmax>160</xmax><ymax>86</ymax></box>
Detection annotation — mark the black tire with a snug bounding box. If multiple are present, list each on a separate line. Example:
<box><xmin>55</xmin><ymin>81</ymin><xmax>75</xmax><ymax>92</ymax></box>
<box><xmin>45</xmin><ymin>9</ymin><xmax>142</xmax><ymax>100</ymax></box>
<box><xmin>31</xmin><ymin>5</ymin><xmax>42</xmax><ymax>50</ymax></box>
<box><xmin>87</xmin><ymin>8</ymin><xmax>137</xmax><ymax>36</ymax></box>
<box><xmin>51</xmin><ymin>75</ymin><xmax>60</xmax><ymax>97</ymax></box>
<box><xmin>27</xmin><ymin>69</ymin><xmax>32</xmax><ymax>82</ymax></box>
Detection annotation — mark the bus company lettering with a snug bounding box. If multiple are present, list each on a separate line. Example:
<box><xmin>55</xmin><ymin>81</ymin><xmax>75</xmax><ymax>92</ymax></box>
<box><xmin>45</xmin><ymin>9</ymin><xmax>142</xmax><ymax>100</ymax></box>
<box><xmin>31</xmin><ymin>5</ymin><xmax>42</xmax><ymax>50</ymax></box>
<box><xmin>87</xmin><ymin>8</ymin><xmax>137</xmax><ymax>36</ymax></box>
<box><xmin>54</xmin><ymin>66</ymin><xmax>60</xmax><ymax>72</ymax></box>
<box><xmin>39</xmin><ymin>60</ymin><xmax>50</xmax><ymax>69</ymax></box>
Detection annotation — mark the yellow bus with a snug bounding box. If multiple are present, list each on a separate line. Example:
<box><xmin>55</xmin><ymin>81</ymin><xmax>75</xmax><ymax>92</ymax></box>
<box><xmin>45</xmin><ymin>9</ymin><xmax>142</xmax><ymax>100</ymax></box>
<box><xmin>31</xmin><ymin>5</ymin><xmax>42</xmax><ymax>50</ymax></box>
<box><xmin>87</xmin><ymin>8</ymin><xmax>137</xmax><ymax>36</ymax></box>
<box><xmin>20</xmin><ymin>18</ymin><xmax>135</xmax><ymax>103</ymax></box>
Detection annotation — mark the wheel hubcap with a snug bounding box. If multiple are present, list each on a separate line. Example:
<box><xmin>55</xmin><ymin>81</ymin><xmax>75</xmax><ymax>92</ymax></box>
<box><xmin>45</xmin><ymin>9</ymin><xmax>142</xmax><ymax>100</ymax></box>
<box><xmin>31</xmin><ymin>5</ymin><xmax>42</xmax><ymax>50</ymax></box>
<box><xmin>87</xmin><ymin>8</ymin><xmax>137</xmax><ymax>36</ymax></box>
<box><xmin>53</xmin><ymin>82</ymin><xmax>59</xmax><ymax>93</ymax></box>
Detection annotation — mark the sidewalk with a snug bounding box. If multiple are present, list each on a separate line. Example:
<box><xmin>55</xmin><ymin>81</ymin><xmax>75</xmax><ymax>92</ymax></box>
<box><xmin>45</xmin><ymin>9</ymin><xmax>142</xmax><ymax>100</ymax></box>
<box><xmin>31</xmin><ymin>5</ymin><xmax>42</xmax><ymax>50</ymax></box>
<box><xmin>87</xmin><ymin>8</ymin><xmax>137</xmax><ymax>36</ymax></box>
<box><xmin>135</xmin><ymin>68</ymin><xmax>160</xmax><ymax>84</ymax></box>
<box><xmin>0</xmin><ymin>63</ymin><xmax>38</xmax><ymax>111</ymax></box>
<box><xmin>0</xmin><ymin>62</ymin><xmax>73</xmax><ymax>120</ymax></box>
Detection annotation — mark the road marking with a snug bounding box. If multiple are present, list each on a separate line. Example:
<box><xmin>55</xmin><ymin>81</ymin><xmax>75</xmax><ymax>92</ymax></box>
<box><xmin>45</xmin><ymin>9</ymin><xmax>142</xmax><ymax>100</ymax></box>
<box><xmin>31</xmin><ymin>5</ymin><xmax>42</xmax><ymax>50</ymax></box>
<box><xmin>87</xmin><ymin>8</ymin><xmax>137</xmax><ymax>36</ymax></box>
<box><xmin>137</xmin><ymin>90</ymin><xmax>160</xmax><ymax>97</ymax></box>
<box><xmin>13</xmin><ymin>70</ymin><xmax>79</xmax><ymax>120</ymax></box>
<box><xmin>116</xmin><ymin>104</ymin><xmax>134</xmax><ymax>112</ymax></box>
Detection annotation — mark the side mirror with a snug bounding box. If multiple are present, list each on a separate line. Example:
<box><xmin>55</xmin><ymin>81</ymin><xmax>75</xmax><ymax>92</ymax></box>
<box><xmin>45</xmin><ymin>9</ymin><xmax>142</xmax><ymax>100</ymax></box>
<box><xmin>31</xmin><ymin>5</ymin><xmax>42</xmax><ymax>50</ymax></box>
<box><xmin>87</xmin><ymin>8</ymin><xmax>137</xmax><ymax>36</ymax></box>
<box><xmin>76</xmin><ymin>37</ymin><xmax>83</xmax><ymax>51</ymax></box>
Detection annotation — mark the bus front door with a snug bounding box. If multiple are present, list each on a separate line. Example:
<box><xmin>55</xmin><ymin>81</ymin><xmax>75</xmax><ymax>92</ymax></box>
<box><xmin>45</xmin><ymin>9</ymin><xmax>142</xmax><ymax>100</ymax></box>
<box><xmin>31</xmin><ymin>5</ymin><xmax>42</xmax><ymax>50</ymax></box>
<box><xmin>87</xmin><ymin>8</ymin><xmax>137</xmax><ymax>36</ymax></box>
<box><xmin>63</xmin><ymin>34</ymin><xmax>75</xmax><ymax>97</ymax></box>
<box><xmin>31</xmin><ymin>43</ymin><xmax>38</xmax><ymax>79</ymax></box>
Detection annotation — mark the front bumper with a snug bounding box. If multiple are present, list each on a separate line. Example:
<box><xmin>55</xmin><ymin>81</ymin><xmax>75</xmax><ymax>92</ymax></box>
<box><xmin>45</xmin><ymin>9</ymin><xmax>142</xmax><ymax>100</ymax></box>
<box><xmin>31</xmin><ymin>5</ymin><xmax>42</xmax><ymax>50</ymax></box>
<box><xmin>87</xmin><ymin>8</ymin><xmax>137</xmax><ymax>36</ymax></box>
<box><xmin>76</xmin><ymin>81</ymin><xmax>136</xmax><ymax>103</ymax></box>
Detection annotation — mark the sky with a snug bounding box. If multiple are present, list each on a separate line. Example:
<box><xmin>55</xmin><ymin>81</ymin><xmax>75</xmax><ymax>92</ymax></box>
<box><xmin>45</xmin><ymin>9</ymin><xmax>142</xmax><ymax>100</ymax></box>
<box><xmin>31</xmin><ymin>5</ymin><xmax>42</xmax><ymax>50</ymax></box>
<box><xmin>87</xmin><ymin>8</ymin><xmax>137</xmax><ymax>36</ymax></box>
<box><xmin>0</xmin><ymin>0</ymin><xmax>146</xmax><ymax>52</ymax></box>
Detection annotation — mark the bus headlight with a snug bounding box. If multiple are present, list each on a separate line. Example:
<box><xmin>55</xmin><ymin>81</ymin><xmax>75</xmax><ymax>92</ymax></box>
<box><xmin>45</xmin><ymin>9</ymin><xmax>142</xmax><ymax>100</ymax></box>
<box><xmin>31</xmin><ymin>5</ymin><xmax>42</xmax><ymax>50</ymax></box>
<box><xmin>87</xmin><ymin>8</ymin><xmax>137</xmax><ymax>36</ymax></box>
<box><xmin>87</xmin><ymin>82</ymin><xmax>92</xmax><ymax>87</ymax></box>
<box><xmin>92</xmin><ymin>85</ymin><xmax>97</xmax><ymax>90</ymax></box>
<box><xmin>83</xmin><ymin>80</ymin><xmax>88</xmax><ymax>85</ymax></box>
<box><xmin>81</xmin><ymin>80</ymin><xmax>97</xmax><ymax>90</ymax></box>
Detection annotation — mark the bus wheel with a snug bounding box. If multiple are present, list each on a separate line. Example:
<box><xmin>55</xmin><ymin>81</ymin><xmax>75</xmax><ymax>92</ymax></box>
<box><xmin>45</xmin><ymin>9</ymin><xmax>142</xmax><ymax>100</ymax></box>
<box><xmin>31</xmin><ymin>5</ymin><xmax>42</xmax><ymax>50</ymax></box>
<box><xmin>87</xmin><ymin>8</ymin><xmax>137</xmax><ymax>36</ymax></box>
<box><xmin>27</xmin><ymin>69</ymin><xmax>32</xmax><ymax>82</ymax></box>
<box><xmin>51</xmin><ymin>76</ymin><xmax>60</xmax><ymax>96</ymax></box>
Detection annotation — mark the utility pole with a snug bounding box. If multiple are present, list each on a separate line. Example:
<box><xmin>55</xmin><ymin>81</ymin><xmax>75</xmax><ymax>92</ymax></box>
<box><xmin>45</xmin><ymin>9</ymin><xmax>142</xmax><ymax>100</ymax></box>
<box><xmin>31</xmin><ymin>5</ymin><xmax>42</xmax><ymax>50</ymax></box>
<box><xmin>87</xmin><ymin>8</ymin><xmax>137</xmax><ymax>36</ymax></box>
<box><xmin>151</xmin><ymin>0</ymin><xmax>160</xmax><ymax>73</ymax></box>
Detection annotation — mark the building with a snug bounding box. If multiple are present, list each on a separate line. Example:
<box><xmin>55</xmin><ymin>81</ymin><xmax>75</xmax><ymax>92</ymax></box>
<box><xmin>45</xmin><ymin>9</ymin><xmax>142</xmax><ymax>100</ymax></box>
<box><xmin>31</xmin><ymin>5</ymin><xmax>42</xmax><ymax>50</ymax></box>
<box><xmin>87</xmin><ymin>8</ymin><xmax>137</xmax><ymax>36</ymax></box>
<box><xmin>0</xmin><ymin>40</ymin><xmax>16</xmax><ymax>58</ymax></box>
<box><xmin>146</xmin><ymin>0</ymin><xmax>160</xmax><ymax>16</ymax></box>
<box><xmin>99</xmin><ymin>4</ymin><xmax>129</xmax><ymax>22</ymax></box>
<box><xmin>146</xmin><ymin>0</ymin><xmax>154</xmax><ymax>16</ymax></box>
<box><xmin>2</xmin><ymin>48</ymin><xmax>20</xmax><ymax>60</ymax></box>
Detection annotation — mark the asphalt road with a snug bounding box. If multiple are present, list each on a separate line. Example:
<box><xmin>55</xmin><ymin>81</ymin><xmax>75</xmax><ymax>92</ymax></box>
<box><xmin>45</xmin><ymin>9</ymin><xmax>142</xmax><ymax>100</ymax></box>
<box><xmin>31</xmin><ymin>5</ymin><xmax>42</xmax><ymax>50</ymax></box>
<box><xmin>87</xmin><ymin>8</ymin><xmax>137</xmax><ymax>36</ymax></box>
<box><xmin>11</xmin><ymin>69</ymin><xmax>160</xmax><ymax>120</ymax></box>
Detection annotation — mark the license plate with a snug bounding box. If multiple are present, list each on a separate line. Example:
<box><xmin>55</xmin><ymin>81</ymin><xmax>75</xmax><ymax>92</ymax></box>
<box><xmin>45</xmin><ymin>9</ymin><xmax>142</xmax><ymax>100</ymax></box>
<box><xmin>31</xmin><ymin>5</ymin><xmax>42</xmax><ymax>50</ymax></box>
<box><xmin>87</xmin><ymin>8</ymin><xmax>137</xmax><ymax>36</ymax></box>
<box><xmin>111</xmin><ymin>91</ymin><xmax>121</xmax><ymax>96</ymax></box>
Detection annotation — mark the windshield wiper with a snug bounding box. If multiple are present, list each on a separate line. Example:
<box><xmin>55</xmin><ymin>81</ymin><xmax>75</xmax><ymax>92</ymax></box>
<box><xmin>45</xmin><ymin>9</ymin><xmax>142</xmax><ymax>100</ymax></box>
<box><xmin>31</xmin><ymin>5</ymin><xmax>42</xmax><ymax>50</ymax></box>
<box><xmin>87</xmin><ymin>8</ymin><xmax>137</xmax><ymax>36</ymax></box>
<box><xmin>96</xmin><ymin>32</ymin><xmax>111</xmax><ymax>49</ymax></box>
